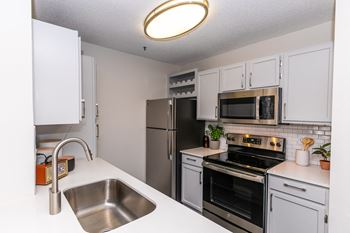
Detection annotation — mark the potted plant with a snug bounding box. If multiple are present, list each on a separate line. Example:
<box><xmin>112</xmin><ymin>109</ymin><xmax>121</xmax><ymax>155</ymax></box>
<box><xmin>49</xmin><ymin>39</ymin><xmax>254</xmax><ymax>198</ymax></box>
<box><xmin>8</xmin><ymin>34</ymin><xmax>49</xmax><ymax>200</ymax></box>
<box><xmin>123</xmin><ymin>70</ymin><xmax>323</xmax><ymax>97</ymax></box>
<box><xmin>312</xmin><ymin>143</ymin><xmax>331</xmax><ymax>170</ymax></box>
<box><xmin>206</xmin><ymin>124</ymin><xmax>224</xmax><ymax>149</ymax></box>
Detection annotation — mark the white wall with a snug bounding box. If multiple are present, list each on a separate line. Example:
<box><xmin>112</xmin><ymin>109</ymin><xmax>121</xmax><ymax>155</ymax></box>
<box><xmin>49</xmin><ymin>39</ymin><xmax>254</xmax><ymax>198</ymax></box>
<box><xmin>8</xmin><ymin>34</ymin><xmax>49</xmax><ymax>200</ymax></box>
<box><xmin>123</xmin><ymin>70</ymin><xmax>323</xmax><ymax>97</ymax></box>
<box><xmin>81</xmin><ymin>42</ymin><xmax>179</xmax><ymax>181</ymax></box>
<box><xmin>329</xmin><ymin>1</ymin><xmax>350</xmax><ymax>232</ymax></box>
<box><xmin>0</xmin><ymin>1</ymin><xmax>35</xmax><ymax>199</ymax></box>
<box><xmin>182</xmin><ymin>21</ymin><xmax>334</xmax><ymax>71</ymax></box>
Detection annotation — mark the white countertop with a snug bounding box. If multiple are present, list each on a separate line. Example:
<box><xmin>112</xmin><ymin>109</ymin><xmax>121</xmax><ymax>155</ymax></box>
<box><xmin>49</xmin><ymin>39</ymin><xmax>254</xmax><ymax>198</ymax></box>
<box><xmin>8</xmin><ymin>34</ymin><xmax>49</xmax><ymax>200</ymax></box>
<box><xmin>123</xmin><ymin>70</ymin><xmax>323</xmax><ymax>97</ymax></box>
<box><xmin>267</xmin><ymin>161</ymin><xmax>330</xmax><ymax>188</ymax></box>
<box><xmin>0</xmin><ymin>158</ymin><xmax>229</xmax><ymax>233</ymax></box>
<box><xmin>181</xmin><ymin>147</ymin><xmax>226</xmax><ymax>158</ymax></box>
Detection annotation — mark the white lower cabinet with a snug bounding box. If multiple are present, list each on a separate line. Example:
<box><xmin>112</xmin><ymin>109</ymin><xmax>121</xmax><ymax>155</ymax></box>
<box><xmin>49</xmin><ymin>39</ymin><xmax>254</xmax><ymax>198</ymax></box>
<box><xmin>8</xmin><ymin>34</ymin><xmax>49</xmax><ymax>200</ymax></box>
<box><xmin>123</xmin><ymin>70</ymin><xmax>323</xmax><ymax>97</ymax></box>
<box><xmin>267</xmin><ymin>175</ymin><xmax>328</xmax><ymax>233</ymax></box>
<box><xmin>181</xmin><ymin>154</ymin><xmax>203</xmax><ymax>212</ymax></box>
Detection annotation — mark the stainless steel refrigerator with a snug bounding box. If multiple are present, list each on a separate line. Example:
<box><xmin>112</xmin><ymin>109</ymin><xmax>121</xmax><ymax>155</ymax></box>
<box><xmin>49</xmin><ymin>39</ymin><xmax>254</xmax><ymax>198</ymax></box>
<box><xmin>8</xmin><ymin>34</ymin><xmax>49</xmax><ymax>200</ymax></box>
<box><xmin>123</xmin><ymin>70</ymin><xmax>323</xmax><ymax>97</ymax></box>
<box><xmin>146</xmin><ymin>98</ymin><xmax>204</xmax><ymax>201</ymax></box>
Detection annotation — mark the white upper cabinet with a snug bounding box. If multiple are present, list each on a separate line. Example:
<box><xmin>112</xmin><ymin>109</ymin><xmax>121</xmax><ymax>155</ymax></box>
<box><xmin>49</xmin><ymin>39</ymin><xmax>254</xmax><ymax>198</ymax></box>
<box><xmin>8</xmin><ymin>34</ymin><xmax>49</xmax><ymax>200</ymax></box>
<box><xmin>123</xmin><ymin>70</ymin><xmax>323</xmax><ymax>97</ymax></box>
<box><xmin>247</xmin><ymin>55</ymin><xmax>281</xmax><ymax>89</ymax></box>
<box><xmin>282</xmin><ymin>43</ymin><xmax>333</xmax><ymax>124</ymax></box>
<box><xmin>33</xmin><ymin>19</ymin><xmax>82</xmax><ymax>125</ymax></box>
<box><xmin>197</xmin><ymin>68</ymin><xmax>220</xmax><ymax>120</ymax></box>
<box><xmin>220</xmin><ymin>63</ymin><xmax>246</xmax><ymax>92</ymax></box>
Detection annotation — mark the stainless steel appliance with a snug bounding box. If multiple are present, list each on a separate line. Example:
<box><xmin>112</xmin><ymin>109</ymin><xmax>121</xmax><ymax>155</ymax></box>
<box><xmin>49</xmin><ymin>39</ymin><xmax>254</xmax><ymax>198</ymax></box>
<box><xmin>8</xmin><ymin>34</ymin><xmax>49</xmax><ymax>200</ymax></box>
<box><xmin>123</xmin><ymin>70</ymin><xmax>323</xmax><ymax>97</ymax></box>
<box><xmin>203</xmin><ymin>133</ymin><xmax>286</xmax><ymax>233</ymax></box>
<box><xmin>219</xmin><ymin>87</ymin><xmax>281</xmax><ymax>125</ymax></box>
<box><xmin>146</xmin><ymin>98</ymin><xmax>204</xmax><ymax>200</ymax></box>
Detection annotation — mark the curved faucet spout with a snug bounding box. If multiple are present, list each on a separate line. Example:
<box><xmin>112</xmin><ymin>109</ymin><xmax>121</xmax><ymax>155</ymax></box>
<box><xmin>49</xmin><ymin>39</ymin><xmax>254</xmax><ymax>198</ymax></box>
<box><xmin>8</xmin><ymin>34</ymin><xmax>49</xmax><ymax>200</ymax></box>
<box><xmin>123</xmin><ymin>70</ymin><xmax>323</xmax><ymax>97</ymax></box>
<box><xmin>49</xmin><ymin>137</ymin><xmax>93</xmax><ymax>215</ymax></box>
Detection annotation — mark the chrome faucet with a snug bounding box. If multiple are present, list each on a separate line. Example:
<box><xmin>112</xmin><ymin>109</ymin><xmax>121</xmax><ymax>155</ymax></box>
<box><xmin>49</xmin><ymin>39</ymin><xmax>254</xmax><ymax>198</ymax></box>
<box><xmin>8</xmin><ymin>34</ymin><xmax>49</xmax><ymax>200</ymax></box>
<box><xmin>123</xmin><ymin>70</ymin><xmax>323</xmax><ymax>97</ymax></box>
<box><xmin>49</xmin><ymin>137</ymin><xmax>93</xmax><ymax>215</ymax></box>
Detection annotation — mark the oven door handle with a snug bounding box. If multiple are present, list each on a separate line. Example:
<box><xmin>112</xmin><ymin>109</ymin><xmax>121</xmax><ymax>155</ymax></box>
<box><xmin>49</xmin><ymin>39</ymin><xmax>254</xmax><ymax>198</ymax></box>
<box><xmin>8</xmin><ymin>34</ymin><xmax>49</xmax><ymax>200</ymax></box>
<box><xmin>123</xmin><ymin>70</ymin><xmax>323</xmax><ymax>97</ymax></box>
<box><xmin>203</xmin><ymin>162</ymin><xmax>265</xmax><ymax>184</ymax></box>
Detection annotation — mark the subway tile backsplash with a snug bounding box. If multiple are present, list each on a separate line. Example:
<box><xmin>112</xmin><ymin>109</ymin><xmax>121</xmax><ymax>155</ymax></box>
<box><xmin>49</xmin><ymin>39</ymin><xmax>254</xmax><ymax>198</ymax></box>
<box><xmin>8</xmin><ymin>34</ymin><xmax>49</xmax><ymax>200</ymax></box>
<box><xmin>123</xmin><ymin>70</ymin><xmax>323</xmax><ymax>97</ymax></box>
<box><xmin>206</xmin><ymin>122</ymin><xmax>331</xmax><ymax>165</ymax></box>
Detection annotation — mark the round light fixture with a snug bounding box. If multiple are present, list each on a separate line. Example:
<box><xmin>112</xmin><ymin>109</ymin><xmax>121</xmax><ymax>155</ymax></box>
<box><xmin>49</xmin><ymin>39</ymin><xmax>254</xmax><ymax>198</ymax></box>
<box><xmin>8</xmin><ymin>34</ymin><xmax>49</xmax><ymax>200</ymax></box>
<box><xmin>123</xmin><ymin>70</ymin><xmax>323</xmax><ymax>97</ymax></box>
<box><xmin>144</xmin><ymin>0</ymin><xmax>209</xmax><ymax>41</ymax></box>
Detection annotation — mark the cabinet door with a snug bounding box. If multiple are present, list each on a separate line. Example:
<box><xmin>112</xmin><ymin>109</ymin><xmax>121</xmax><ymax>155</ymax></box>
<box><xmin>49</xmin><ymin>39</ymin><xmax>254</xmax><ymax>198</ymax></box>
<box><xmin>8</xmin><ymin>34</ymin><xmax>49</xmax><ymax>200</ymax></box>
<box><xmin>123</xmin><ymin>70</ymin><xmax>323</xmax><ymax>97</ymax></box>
<box><xmin>220</xmin><ymin>63</ymin><xmax>246</xmax><ymax>92</ymax></box>
<box><xmin>33</xmin><ymin>20</ymin><xmax>81</xmax><ymax>125</ymax></box>
<box><xmin>197</xmin><ymin>69</ymin><xmax>220</xmax><ymax>120</ymax></box>
<box><xmin>61</xmin><ymin>55</ymin><xmax>98</xmax><ymax>157</ymax></box>
<box><xmin>247</xmin><ymin>55</ymin><xmax>280</xmax><ymax>89</ymax></box>
<box><xmin>181</xmin><ymin>163</ymin><xmax>203</xmax><ymax>212</ymax></box>
<box><xmin>268</xmin><ymin>190</ymin><xmax>326</xmax><ymax>233</ymax></box>
<box><xmin>282</xmin><ymin>43</ymin><xmax>333</xmax><ymax>124</ymax></box>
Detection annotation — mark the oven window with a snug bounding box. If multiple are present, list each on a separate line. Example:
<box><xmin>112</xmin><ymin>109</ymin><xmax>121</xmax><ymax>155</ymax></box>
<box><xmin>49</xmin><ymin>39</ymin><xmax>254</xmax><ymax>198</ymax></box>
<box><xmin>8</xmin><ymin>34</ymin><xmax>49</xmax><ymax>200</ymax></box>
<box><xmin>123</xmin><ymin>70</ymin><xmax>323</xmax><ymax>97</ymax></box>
<box><xmin>220</xmin><ymin>97</ymin><xmax>256</xmax><ymax>119</ymax></box>
<box><xmin>259</xmin><ymin>96</ymin><xmax>275</xmax><ymax>119</ymax></box>
<box><xmin>203</xmin><ymin>167</ymin><xmax>264</xmax><ymax>228</ymax></box>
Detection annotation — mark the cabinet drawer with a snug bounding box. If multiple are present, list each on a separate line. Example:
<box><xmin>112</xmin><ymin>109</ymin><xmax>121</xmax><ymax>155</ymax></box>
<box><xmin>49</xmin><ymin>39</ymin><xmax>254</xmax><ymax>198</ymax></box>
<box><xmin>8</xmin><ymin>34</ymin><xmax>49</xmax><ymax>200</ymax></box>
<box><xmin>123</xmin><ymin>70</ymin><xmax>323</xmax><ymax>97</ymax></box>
<box><xmin>269</xmin><ymin>175</ymin><xmax>327</xmax><ymax>205</ymax></box>
<box><xmin>182</xmin><ymin>154</ymin><xmax>203</xmax><ymax>167</ymax></box>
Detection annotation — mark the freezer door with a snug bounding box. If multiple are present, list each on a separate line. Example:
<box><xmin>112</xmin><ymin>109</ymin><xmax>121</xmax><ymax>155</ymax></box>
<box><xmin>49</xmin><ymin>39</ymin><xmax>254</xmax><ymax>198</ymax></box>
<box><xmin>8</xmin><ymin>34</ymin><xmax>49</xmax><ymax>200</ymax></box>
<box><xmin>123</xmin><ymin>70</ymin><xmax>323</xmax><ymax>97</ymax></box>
<box><xmin>146</xmin><ymin>128</ymin><xmax>176</xmax><ymax>198</ymax></box>
<box><xmin>146</xmin><ymin>98</ymin><xmax>175</xmax><ymax>129</ymax></box>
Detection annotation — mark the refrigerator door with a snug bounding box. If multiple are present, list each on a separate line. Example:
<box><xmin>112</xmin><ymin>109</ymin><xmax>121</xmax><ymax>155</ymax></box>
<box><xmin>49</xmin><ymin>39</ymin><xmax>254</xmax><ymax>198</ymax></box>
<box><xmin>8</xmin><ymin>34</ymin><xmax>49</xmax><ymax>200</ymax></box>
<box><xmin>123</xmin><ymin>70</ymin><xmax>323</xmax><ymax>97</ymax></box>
<box><xmin>146</xmin><ymin>128</ymin><xmax>176</xmax><ymax>198</ymax></box>
<box><xmin>146</xmin><ymin>98</ymin><xmax>175</xmax><ymax>130</ymax></box>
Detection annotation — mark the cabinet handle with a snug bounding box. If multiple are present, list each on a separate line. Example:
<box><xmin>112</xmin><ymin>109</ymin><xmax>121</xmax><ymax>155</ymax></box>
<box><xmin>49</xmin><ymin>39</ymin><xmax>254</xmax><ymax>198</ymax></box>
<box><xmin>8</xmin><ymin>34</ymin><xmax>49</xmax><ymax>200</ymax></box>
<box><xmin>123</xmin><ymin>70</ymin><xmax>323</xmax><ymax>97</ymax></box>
<box><xmin>241</xmin><ymin>73</ymin><xmax>244</xmax><ymax>88</ymax></box>
<box><xmin>249</xmin><ymin>72</ymin><xmax>252</xmax><ymax>87</ymax></box>
<box><xmin>199</xmin><ymin>171</ymin><xmax>202</xmax><ymax>185</ymax></box>
<box><xmin>215</xmin><ymin>106</ymin><xmax>218</xmax><ymax>118</ymax></box>
<box><xmin>81</xmin><ymin>99</ymin><xmax>86</xmax><ymax>119</ymax></box>
<box><xmin>283</xmin><ymin>103</ymin><xmax>287</xmax><ymax>119</ymax></box>
<box><xmin>96</xmin><ymin>103</ymin><xmax>99</xmax><ymax>118</ymax></box>
<box><xmin>270</xmin><ymin>193</ymin><xmax>273</xmax><ymax>212</ymax></box>
<box><xmin>279</xmin><ymin>56</ymin><xmax>283</xmax><ymax>80</ymax></box>
<box><xmin>96</xmin><ymin>124</ymin><xmax>99</xmax><ymax>138</ymax></box>
<box><xmin>283</xmin><ymin>183</ymin><xmax>306</xmax><ymax>192</ymax></box>
<box><xmin>186</xmin><ymin>158</ymin><xmax>196</xmax><ymax>162</ymax></box>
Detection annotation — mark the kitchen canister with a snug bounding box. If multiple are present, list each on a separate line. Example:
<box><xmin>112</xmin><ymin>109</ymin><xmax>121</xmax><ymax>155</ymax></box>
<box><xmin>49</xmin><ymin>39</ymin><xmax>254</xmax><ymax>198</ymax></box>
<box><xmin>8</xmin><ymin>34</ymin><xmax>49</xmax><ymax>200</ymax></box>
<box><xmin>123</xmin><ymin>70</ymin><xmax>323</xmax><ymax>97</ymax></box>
<box><xmin>219</xmin><ymin>136</ymin><xmax>228</xmax><ymax>151</ymax></box>
<box><xmin>295</xmin><ymin>149</ymin><xmax>310</xmax><ymax>166</ymax></box>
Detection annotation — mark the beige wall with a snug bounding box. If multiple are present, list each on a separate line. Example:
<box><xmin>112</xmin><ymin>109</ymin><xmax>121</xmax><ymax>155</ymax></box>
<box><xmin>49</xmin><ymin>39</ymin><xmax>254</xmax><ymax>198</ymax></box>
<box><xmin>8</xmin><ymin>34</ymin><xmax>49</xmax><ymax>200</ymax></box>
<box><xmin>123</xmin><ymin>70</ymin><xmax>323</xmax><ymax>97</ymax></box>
<box><xmin>0</xmin><ymin>1</ymin><xmax>35</xmax><ymax>199</ymax></box>
<box><xmin>182</xmin><ymin>21</ymin><xmax>334</xmax><ymax>71</ymax></box>
<box><xmin>81</xmin><ymin>42</ymin><xmax>179</xmax><ymax>181</ymax></box>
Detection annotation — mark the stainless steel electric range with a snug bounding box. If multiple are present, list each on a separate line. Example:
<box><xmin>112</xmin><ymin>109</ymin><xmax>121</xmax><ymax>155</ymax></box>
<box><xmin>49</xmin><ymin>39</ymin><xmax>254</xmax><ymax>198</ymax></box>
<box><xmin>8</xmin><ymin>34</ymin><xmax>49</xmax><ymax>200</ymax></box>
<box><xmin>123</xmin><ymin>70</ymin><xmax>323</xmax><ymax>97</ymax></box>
<box><xmin>202</xmin><ymin>133</ymin><xmax>286</xmax><ymax>233</ymax></box>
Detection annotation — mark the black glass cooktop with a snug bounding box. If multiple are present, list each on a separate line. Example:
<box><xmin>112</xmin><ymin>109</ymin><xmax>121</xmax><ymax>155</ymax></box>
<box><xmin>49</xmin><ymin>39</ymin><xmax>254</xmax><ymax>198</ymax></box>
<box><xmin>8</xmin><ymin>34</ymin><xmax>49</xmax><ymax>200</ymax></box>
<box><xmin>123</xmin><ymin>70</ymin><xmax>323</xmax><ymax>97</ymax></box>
<box><xmin>204</xmin><ymin>146</ymin><xmax>284</xmax><ymax>173</ymax></box>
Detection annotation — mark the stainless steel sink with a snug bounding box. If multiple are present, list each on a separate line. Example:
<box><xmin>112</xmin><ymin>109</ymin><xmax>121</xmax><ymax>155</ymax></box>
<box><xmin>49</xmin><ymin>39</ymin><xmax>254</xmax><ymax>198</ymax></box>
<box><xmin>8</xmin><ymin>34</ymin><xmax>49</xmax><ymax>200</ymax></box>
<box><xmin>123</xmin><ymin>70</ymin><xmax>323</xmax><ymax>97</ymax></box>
<box><xmin>64</xmin><ymin>179</ymin><xmax>156</xmax><ymax>233</ymax></box>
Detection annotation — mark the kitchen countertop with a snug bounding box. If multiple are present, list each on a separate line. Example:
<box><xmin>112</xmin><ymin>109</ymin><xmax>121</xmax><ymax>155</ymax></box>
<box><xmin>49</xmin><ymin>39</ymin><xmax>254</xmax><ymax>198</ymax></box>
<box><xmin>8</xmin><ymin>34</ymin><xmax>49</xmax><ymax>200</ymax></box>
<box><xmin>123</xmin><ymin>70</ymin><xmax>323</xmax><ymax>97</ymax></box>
<box><xmin>180</xmin><ymin>147</ymin><xmax>226</xmax><ymax>158</ymax></box>
<box><xmin>267</xmin><ymin>161</ymin><xmax>330</xmax><ymax>188</ymax></box>
<box><xmin>0</xmin><ymin>158</ymin><xmax>229</xmax><ymax>233</ymax></box>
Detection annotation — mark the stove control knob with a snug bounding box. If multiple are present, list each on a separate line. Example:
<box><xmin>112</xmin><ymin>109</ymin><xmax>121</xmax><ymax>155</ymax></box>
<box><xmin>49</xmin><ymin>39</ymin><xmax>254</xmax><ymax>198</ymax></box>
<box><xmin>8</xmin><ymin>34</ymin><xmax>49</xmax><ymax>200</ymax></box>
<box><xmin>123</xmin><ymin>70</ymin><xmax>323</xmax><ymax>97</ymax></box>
<box><xmin>270</xmin><ymin>142</ymin><xmax>276</xmax><ymax>147</ymax></box>
<box><xmin>276</xmin><ymin>142</ymin><xmax>282</xmax><ymax>147</ymax></box>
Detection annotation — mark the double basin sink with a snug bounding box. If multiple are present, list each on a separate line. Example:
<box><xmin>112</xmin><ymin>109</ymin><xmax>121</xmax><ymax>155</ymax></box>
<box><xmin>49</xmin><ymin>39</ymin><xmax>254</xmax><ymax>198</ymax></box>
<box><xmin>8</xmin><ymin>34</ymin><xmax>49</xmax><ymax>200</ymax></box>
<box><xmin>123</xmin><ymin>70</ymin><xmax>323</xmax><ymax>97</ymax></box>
<box><xmin>64</xmin><ymin>179</ymin><xmax>156</xmax><ymax>233</ymax></box>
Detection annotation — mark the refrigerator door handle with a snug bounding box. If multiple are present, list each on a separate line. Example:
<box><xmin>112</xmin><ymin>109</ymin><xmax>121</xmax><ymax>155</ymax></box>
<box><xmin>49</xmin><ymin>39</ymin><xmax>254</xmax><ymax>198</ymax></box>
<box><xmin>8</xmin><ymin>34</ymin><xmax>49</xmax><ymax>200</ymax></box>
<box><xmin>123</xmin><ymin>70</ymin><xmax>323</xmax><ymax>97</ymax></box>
<box><xmin>167</xmin><ymin>130</ymin><xmax>173</xmax><ymax>160</ymax></box>
<box><xmin>170</xmin><ymin>131</ymin><xmax>176</xmax><ymax>199</ymax></box>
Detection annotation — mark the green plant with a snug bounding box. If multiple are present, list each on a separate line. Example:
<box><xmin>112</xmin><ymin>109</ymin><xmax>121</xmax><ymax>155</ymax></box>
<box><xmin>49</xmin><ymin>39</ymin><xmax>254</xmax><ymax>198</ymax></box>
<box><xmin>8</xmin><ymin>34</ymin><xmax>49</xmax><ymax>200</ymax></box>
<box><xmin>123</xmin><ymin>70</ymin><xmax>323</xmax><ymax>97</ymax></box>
<box><xmin>312</xmin><ymin>143</ymin><xmax>331</xmax><ymax>161</ymax></box>
<box><xmin>206</xmin><ymin>124</ymin><xmax>224</xmax><ymax>141</ymax></box>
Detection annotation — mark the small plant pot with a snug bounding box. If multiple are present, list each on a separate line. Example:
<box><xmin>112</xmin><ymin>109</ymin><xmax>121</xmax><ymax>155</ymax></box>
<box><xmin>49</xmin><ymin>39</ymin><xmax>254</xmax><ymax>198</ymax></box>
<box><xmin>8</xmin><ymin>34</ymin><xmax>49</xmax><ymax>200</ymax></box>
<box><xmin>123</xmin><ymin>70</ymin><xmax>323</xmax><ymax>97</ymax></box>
<box><xmin>320</xmin><ymin>160</ymin><xmax>330</xmax><ymax>170</ymax></box>
<box><xmin>209</xmin><ymin>140</ymin><xmax>220</xmax><ymax>150</ymax></box>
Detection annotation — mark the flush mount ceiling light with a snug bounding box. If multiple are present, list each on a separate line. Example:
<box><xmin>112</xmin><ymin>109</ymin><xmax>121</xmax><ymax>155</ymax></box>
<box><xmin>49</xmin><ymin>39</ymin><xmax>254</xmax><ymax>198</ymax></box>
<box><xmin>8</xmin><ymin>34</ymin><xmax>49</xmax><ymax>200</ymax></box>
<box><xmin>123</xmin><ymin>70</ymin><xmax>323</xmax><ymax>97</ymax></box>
<box><xmin>144</xmin><ymin>0</ymin><xmax>209</xmax><ymax>41</ymax></box>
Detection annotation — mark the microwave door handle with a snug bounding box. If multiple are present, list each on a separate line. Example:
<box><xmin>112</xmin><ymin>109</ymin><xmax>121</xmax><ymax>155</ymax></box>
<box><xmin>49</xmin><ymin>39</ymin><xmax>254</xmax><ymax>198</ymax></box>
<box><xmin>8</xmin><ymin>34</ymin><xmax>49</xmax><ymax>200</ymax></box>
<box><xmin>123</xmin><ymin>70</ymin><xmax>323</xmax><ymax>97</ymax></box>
<box><xmin>203</xmin><ymin>162</ymin><xmax>265</xmax><ymax>184</ymax></box>
<box><xmin>256</xmin><ymin>96</ymin><xmax>260</xmax><ymax>120</ymax></box>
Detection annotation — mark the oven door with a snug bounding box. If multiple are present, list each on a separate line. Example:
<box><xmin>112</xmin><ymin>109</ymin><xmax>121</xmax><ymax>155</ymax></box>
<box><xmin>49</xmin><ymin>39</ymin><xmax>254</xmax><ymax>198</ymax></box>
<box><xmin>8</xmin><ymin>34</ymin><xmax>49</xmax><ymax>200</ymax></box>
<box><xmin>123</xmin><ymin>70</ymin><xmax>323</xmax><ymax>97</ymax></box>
<box><xmin>203</xmin><ymin>162</ymin><xmax>265</xmax><ymax>233</ymax></box>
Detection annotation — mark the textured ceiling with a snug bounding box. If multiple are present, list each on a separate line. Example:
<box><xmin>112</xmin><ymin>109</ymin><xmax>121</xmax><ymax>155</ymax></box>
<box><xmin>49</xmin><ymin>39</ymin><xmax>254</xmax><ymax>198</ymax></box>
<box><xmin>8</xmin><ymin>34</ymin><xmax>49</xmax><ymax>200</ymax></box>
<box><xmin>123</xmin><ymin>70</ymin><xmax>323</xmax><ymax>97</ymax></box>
<box><xmin>32</xmin><ymin>0</ymin><xmax>334</xmax><ymax>65</ymax></box>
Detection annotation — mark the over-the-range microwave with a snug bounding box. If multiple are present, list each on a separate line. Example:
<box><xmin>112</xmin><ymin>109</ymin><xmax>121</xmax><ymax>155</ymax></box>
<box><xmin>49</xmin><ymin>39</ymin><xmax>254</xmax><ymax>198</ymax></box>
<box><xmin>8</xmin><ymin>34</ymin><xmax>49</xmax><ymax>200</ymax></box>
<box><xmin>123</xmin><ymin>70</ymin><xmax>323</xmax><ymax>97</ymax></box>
<box><xmin>218</xmin><ymin>87</ymin><xmax>282</xmax><ymax>125</ymax></box>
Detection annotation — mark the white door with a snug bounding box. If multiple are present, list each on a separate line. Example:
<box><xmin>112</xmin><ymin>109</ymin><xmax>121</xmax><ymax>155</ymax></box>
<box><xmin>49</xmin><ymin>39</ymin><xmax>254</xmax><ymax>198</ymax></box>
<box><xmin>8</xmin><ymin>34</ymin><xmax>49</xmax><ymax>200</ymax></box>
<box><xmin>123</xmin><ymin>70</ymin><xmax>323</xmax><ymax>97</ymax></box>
<box><xmin>197</xmin><ymin>68</ymin><xmax>220</xmax><ymax>120</ymax></box>
<box><xmin>247</xmin><ymin>55</ymin><xmax>280</xmax><ymax>89</ymax></box>
<box><xmin>181</xmin><ymin>163</ymin><xmax>203</xmax><ymax>212</ymax></box>
<box><xmin>268</xmin><ymin>190</ymin><xmax>326</xmax><ymax>233</ymax></box>
<box><xmin>220</xmin><ymin>63</ymin><xmax>246</xmax><ymax>92</ymax></box>
<box><xmin>282</xmin><ymin>43</ymin><xmax>333</xmax><ymax>124</ymax></box>
<box><xmin>61</xmin><ymin>56</ymin><xmax>98</xmax><ymax>158</ymax></box>
<box><xmin>33</xmin><ymin>19</ymin><xmax>81</xmax><ymax>125</ymax></box>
